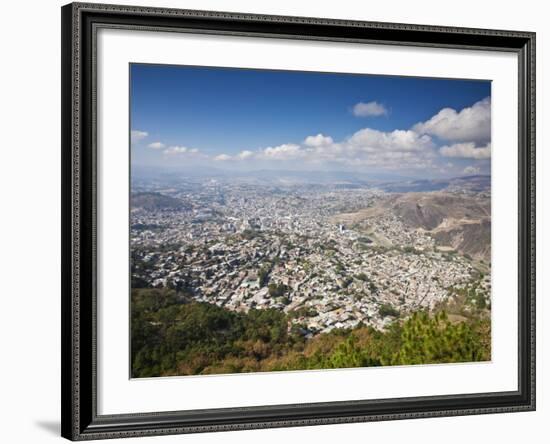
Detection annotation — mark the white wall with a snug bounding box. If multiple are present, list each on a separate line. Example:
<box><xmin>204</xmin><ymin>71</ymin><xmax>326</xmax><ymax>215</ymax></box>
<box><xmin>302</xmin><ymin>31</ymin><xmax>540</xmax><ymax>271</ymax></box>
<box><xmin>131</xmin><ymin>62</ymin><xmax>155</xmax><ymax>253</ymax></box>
<box><xmin>0</xmin><ymin>0</ymin><xmax>545</xmax><ymax>443</ymax></box>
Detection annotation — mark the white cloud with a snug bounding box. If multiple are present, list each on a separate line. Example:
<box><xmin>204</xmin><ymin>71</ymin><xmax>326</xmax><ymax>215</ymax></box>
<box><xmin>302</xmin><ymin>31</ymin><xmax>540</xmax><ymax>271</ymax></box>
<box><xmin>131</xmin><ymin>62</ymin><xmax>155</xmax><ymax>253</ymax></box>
<box><xmin>214</xmin><ymin>154</ymin><xmax>232</xmax><ymax>161</ymax></box>
<box><xmin>223</xmin><ymin>128</ymin><xmax>436</xmax><ymax>169</ymax></box>
<box><xmin>201</xmin><ymin>98</ymin><xmax>491</xmax><ymax>170</ymax></box>
<box><xmin>213</xmin><ymin>150</ymin><xmax>256</xmax><ymax>161</ymax></box>
<box><xmin>205</xmin><ymin>126</ymin><xmax>436</xmax><ymax>170</ymax></box>
<box><xmin>304</xmin><ymin>127</ymin><xmax>437</xmax><ymax>170</ymax></box>
<box><xmin>352</xmin><ymin>101</ymin><xmax>388</xmax><ymax>117</ymax></box>
<box><xmin>304</xmin><ymin>134</ymin><xmax>334</xmax><ymax>147</ymax></box>
<box><xmin>463</xmin><ymin>165</ymin><xmax>480</xmax><ymax>174</ymax></box>
<box><xmin>148</xmin><ymin>141</ymin><xmax>165</xmax><ymax>149</ymax></box>
<box><xmin>413</xmin><ymin>97</ymin><xmax>491</xmax><ymax>143</ymax></box>
<box><xmin>347</xmin><ymin>128</ymin><xmax>434</xmax><ymax>153</ymax></box>
<box><xmin>259</xmin><ymin>144</ymin><xmax>304</xmax><ymax>161</ymax></box>
<box><xmin>439</xmin><ymin>142</ymin><xmax>491</xmax><ymax>159</ymax></box>
<box><xmin>163</xmin><ymin>145</ymin><xmax>200</xmax><ymax>155</ymax></box>
<box><xmin>131</xmin><ymin>130</ymin><xmax>148</xmax><ymax>143</ymax></box>
<box><xmin>237</xmin><ymin>150</ymin><xmax>254</xmax><ymax>160</ymax></box>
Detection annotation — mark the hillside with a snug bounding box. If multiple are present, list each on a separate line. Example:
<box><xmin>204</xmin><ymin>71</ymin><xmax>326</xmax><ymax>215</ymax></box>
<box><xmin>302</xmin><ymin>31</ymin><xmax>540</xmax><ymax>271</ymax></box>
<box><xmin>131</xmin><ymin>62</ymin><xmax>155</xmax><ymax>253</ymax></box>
<box><xmin>387</xmin><ymin>192</ymin><xmax>489</xmax><ymax>227</ymax></box>
<box><xmin>333</xmin><ymin>192</ymin><xmax>491</xmax><ymax>261</ymax></box>
<box><xmin>389</xmin><ymin>193</ymin><xmax>490</xmax><ymax>261</ymax></box>
<box><xmin>131</xmin><ymin>288</ymin><xmax>490</xmax><ymax>377</ymax></box>
<box><xmin>131</xmin><ymin>192</ymin><xmax>189</xmax><ymax>211</ymax></box>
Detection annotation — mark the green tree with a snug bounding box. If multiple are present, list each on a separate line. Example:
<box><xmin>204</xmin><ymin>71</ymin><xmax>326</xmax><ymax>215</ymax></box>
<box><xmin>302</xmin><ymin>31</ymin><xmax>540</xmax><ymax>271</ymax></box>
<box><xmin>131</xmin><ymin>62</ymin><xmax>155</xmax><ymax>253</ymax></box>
<box><xmin>393</xmin><ymin>311</ymin><xmax>489</xmax><ymax>365</ymax></box>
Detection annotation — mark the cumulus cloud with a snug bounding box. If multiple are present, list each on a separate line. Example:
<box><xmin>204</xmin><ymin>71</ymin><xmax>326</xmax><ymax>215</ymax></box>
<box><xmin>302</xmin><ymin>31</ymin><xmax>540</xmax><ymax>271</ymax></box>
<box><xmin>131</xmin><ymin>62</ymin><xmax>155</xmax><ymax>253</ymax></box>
<box><xmin>463</xmin><ymin>165</ymin><xmax>480</xmax><ymax>175</ymax></box>
<box><xmin>131</xmin><ymin>130</ymin><xmax>148</xmax><ymax>142</ymax></box>
<box><xmin>163</xmin><ymin>146</ymin><xmax>199</xmax><ymax>155</ymax></box>
<box><xmin>156</xmin><ymin>127</ymin><xmax>433</xmax><ymax>167</ymax></box>
<box><xmin>259</xmin><ymin>144</ymin><xmax>304</xmax><ymax>161</ymax></box>
<box><xmin>304</xmin><ymin>134</ymin><xmax>334</xmax><ymax>147</ymax></box>
<box><xmin>347</xmin><ymin>128</ymin><xmax>434</xmax><ymax>153</ymax></box>
<box><xmin>413</xmin><ymin>97</ymin><xmax>491</xmax><ymax>143</ymax></box>
<box><xmin>148</xmin><ymin>141</ymin><xmax>165</xmax><ymax>149</ymax></box>
<box><xmin>215</xmin><ymin>128</ymin><xmax>436</xmax><ymax>170</ymax></box>
<box><xmin>352</xmin><ymin>101</ymin><xmax>388</xmax><ymax>117</ymax></box>
<box><xmin>154</xmin><ymin>96</ymin><xmax>490</xmax><ymax>172</ymax></box>
<box><xmin>326</xmin><ymin>128</ymin><xmax>436</xmax><ymax>168</ymax></box>
<box><xmin>213</xmin><ymin>150</ymin><xmax>256</xmax><ymax>161</ymax></box>
<box><xmin>214</xmin><ymin>154</ymin><xmax>232</xmax><ymax>161</ymax></box>
<box><xmin>142</xmin><ymin>97</ymin><xmax>491</xmax><ymax>176</ymax></box>
<box><xmin>237</xmin><ymin>150</ymin><xmax>254</xmax><ymax>160</ymax></box>
<box><xmin>439</xmin><ymin>142</ymin><xmax>491</xmax><ymax>159</ymax></box>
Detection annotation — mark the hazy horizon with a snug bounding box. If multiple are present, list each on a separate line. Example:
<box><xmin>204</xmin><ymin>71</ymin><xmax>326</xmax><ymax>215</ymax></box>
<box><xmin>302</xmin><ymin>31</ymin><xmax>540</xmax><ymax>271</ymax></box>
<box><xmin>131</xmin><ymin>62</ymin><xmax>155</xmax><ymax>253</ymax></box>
<box><xmin>131</xmin><ymin>164</ymin><xmax>491</xmax><ymax>184</ymax></box>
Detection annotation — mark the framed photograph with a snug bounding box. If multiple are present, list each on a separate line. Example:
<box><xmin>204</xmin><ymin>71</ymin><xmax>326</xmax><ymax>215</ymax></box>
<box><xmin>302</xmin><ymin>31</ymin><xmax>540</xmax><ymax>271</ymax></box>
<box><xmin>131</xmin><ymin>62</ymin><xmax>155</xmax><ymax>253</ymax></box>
<box><xmin>61</xmin><ymin>2</ymin><xmax>535</xmax><ymax>440</ymax></box>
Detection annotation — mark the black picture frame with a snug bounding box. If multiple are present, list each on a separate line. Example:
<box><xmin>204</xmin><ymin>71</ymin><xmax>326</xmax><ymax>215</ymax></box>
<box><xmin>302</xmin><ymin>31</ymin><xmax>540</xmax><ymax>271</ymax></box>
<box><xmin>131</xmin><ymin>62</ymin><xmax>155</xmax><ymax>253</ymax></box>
<box><xmin>61</xmin><ymin>2</ymin><xmax>536</xmax><ymax>440</ymax></box>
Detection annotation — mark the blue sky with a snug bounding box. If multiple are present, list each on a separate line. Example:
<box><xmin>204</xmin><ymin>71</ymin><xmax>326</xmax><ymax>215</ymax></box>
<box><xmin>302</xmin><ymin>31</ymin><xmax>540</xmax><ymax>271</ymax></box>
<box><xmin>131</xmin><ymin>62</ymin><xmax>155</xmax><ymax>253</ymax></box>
<box><xmin>130</xmin><ymin>63</ymin><xmax>491</xmax><ymax>178</ymax></box>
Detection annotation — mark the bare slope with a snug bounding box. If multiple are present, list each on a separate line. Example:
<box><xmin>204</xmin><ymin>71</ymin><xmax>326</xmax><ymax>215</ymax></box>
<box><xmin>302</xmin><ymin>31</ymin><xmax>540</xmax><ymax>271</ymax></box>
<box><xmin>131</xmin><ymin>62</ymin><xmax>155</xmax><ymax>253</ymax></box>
<box><xmin>334</xmin><ymin>192</ymin><xmax>491</xmax><ymax>261</ymax></box>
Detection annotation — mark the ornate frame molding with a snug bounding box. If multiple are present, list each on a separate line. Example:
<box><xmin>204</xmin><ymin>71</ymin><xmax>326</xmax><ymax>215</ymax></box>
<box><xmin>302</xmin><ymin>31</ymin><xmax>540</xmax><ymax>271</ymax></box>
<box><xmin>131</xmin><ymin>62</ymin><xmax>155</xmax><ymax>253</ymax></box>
<box><xmin>61</xmin><ymin>2</ymin><xmax>535</xmax><ymax>440</ymax></box>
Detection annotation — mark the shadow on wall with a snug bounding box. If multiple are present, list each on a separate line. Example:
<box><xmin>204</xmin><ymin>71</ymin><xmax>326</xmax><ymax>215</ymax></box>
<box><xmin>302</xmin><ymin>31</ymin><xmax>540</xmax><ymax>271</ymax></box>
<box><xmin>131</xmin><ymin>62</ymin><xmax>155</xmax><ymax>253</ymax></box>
<box><xmin>35</xmin><ymin>421</ymin><xmax>59</xmax><ymax>436</ymax></box>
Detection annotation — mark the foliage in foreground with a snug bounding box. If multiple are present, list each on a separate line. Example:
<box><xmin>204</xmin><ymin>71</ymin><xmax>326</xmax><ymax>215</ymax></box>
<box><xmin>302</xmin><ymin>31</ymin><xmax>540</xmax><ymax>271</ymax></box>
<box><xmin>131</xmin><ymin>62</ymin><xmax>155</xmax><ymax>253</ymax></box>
<box><xmin>131</xmin><ymin>288</ymin><xmax>490</xmax><ymax>378</ymax></box>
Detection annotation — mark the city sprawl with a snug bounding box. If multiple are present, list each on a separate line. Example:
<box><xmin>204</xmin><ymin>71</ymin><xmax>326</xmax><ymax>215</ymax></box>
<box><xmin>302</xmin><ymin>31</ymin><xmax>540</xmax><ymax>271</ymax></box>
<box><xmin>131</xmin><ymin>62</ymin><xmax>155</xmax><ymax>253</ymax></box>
<box><xmin>131</xmin><ymin>177</ymin><xmax>491</xmax><ymax>337</ymax></box>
